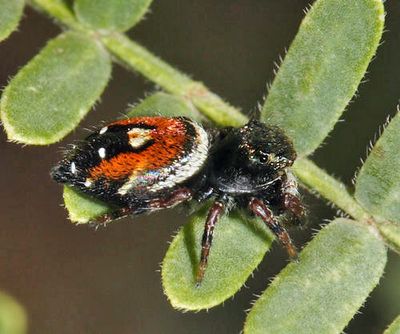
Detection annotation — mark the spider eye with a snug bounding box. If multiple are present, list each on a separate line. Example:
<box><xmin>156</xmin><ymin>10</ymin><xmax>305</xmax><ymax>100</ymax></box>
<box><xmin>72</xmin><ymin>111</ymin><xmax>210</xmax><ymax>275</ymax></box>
<box><xmin>253</xmin><ymin>151</ymin><xmax>271</xmax><ymax>164</ymax></box>
<box><xmin>259</xmin><ymin>155</ymin><xmax>269</xmax><ymax>163</ymax></box>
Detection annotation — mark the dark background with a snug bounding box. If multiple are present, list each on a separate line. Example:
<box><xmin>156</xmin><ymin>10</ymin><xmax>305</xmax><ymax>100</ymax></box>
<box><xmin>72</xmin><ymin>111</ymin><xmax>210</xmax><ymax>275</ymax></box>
<box><xmin>1</xmin><ymin>1</ymin><xmax>399</xmax><ymax>333</ymax></box>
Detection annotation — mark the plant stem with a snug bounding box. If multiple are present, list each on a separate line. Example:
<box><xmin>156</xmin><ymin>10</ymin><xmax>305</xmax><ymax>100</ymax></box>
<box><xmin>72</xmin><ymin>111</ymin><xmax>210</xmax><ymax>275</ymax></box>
<box><xmin>28</xmin><ymin>0</ymin><xmax>83</xmax><ymax>31</ymax></box>
<box><xmin>28</xmin><ymin>0</ymin><xmax>371</xmax><ymax>222</ymax></box>
<box><xmin>29</xmin><ymin>0</ymin><xmax>247</xmax><ymax>127</ymax></box>
<box><xmin>101</xmin><ymin>34</ymin><xmax>247</xmax><ymax>126</ymax></box>
<box><xmin>293</xmin><ymin>159</ymin><xmax>369</xmax><ymax>222</ymax></box>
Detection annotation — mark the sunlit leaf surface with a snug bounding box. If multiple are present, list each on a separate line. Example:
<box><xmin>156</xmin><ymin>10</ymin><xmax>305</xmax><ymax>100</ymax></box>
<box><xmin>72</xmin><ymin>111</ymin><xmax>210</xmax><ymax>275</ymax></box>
<box><xmin>1</xmin><ymin>32</ymin><xmax>111</xmax><ymax>145</ymax></box>
<box><xmin>244</xmin><ymin>219</ymin><xmax>387</xmax><ymax>334</ymax></box>
<box><xmin>75</xmin><ymin>0</ymin><xmax>153</xmax><ymax>32</ymax></box>
<box><xmin>262</xmin><ymin>0</ymin><xmax>384</xmax><ymax>156</ymax></box>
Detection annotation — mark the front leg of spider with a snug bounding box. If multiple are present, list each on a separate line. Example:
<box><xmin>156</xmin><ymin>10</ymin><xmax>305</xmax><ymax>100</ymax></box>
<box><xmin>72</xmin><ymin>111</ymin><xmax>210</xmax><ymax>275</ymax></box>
<box><xmin>249</xmin><ymin>197</ymin><xmax>298</xmax><ymax>260</ymax></box>
<box><xmin>281</xmin><ymin>171</ymin><xmax>306</xmax><ymax>223</ymax></box>
<box><xmin>196</xmin><ymin>200</ymin><xmax>225</xmax><ymax>286</ymax></box>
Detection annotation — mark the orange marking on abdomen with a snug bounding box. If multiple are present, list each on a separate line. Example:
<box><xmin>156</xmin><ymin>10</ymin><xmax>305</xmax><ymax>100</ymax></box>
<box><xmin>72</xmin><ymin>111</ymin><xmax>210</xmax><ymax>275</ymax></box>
<box><xmin>89</xmin><ymin>117</ymin><xmax>188</xmax><ymax>181</ymax></box>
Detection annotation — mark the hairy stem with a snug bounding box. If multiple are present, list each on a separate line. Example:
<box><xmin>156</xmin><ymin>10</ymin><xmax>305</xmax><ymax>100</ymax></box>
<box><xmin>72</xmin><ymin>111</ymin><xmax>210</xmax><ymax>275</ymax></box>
<box><xmin>293</xmin><ymin>159</ymin><xmax>369</xmax><ymax>222</ymax></box>
<box><xmin>29</xmin><ymin>0</ymin><xmax>246</xmax><ymax>127</ymax></box>
<box><xmin>29</xmin><ymin>0</ymin><xmax>371</xmax><ymax>221</ymax></box>
<box><xmin>101</xmin><ymin>34</ymin><xmax>247</xmax><ymax>126</ymax></box>
<box><xmin>28</xmin><ymin>0</ymin><xmax>83</xmax><ymax>31</ymax></box>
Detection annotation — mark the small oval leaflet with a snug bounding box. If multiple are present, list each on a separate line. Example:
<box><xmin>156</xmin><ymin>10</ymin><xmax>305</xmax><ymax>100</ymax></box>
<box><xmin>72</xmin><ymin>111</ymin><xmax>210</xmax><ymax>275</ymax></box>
<box><xmin>74</xmin><ymin>0</ymin><xmax>153</xmax><ymax>32</ymax></box>
<box><xmin>355</xmin><ymin>115</ymin><xmax>400</xmax><ymax>224</ymax></box>
<box><xmin>0</xmin><ymin>0</ymin><xmax>24</xmax><ymax>42</ymax></box>
<box><xmin>384</xmin><ymin>315</ymin><xmax>400</xmax><ymax>334</ymax></box>
<box><xmin>262</xmin><ymin>0</ymin><xmax>384</xmax><ymax>156</ymax></box>
<box><xmin>0</xmin><ymin>291</ymin><xmax>27</xmax><ymax>334</ymax></box>
<box><xmin>1</xmin><ymin>32</ymin><xmax>111</xmax><ymax>145</ymax></box>
<box><xmin>162</xmin><ymin>206</ymin><xmax>273</xmax><ymax>311</ymax></box>
<box><xmin>244</xmin><ymin>219</ymin><xmax>387</xmax><ymax>334</ymax></box>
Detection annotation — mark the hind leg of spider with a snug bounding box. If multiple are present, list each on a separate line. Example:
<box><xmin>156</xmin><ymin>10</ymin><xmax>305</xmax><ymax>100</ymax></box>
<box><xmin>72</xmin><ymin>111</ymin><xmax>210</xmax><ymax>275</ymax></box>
<box><xmin>249</xmin><ymin>198</ymin><xmax>298</xmax><ymax>260</ymax></box>
<box><xmin>89</xmin><ymin>188</ymin><xmax>192</xmax><ymax>229</ymax></box>
<box><xmin>89</xmin><ymin>206</ymin><xmax>133</xmax><ymax>229</ymax></box>
<box><xmin>149</xmin><ymin>187</ymin><xmax>192</xmax><ymax>209</ymax></box>
<box><xmin>196</xmin><ymin>200</ymin><xmax>225</xmax><ymax>286</ymax></box>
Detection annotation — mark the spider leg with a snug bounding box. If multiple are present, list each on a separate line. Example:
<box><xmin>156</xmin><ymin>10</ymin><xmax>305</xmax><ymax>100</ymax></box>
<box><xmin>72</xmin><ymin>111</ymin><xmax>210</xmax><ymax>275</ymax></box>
<box><xmin>89</xmin><ymin>188</ymin><xmax>193</xmax><ymax>229</ymax></box>
<box><xmin>89</xmin><ymin>207</ymin><xmax>133</xmax><ymax>229</ymax></box>
<box><xmin>281</xmin><ymin>171</ymin><xmax>305</xmax><ymax>223</ymax></box>
<box><xmin>149</xmin><ymin>187</ymin><xmax>192</xmax><ymax>209</ymax></box>
<box><xmin>249</xmin><ymin>198</ymin><xmax>298</xmax><ymax>259</ymax></box>
<box><xmin>196</xmin><ymin>200</ymin><xmax>225</xmax><ymax>285</ymax></box>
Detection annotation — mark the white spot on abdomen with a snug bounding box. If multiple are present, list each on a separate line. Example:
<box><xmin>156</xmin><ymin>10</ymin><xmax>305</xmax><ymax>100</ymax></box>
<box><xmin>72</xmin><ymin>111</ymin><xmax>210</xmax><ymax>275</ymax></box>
<box><xmin>98</xmin><ymin>147</ymin><xmax>106</xmax><ymax>159</ymax></box>
<box><xmin>70</xmin><ymin>162</ymin><xmax>77</xmax><ymax>174</ymax></box>
<box><xmin>99</xmin><ymin>126</ymin><xmax>108</xmax><ymax>134</ymax></box>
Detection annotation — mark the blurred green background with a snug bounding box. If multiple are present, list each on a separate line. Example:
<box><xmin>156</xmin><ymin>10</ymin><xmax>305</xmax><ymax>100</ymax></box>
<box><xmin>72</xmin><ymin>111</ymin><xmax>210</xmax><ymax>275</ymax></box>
<box><xmin>0</xmin><ymin>1</ymin><xmax>399</xmax><ymax>333</ymax></box>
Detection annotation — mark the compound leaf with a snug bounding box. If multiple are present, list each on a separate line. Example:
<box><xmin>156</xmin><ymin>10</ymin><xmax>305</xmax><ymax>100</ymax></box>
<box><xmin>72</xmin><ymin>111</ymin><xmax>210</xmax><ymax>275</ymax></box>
<box><xmin>262</xmin><ymin>0</ymin><xmax>384</xmax><ymax>156</ymax></box>
<box><xmin>61</xmin><ymin>92</ymin><xmax>201</xmax><ymax>223</ymax></box>
<box><xmin>0</xmin><ymin>32</ymin><xmax>111</xmax><ymax>145</ymax></box>
<box><xmin>162</xmin><ymin>205</ymin><xmax>273</xmax><ymax>311</ymax></box>
<box><xmin>0</xmin><ymin>0</ymin><xmax>24</xmax><ymax>42</ymax></box>
<box><xmin>355</xmin><ymin>115</ymin><xmax>400</xmax><ymax>224</ymax></box>
<box><xmin>385</xmin><ymin>315</ymin><xmax>400</xmax><ymax>334</ymax></box>
<box><xmin>0</xmin><ymin>291</ymin><xmax>27</xmax><ymax>334</ymax></box>
<box><xmin>244</xmin><ymin>219</ymin><xmax>387</xmax><ymax>334</ymax></box>
<box><xmin>74</xmin><ymin>0</ymin><xmax>153</xmax><ymax>32</ymax></box>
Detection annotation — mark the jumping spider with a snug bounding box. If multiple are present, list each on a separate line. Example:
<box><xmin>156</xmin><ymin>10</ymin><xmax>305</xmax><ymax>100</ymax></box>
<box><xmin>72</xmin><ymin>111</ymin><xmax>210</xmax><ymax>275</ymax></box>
<box><xmin>51</xmin><ymin>116</ymin><xmax>305</xmax><ymax>284</ymax></box>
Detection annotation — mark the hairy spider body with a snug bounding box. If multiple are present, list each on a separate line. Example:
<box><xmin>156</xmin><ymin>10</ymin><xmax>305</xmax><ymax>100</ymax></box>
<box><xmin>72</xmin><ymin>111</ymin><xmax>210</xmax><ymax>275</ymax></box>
<box><xmin>51</xmin><ymin>116</ymin><xmax>305</xmax><ymax>284</ymax></box>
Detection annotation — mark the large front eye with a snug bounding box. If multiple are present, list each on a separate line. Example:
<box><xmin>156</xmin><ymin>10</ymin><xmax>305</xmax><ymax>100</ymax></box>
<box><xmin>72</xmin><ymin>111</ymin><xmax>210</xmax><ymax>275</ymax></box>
<box><xmin>258</xmin><ymin>155</ymin><xmax>269</xmax><ymax>163</ymax></box>
<box><xmin>255</xmin><ymin>151</ymin><xmax>271</xmax><ymax>164</ymax></box>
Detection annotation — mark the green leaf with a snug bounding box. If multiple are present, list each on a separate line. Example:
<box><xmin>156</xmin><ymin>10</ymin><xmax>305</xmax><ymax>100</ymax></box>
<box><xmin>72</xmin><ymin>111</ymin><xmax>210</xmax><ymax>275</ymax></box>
<box><xmin>0</xmin><ymin>0</ymin><xmax>24</xmax><ymax>42</ymax></box>
<box><xmin>127</xmin><ymin>92</ymin><xmax>204</xmax><ymax>121</ymax></box>
<box><xmin>0</xmin><ymin>291</ymin><xmax>27</xmax><ymax>334</ymax></box>
<box><xmin>61</xmin><ymin>92</ymin><xmax>201</xmax><ymax>223</ymax></box>
<box><xmin>385</xmin><ymin>315</ymin><xmax>400</xmax><ymax>334</ymax></box>
<box><xmin>0</xmin><ymin>32</ymin><xmax>111</xmax><ymax>145</ymax></box>
<box><xmin>162</xmin><ymin>205</ymin><xmax>273</xmax><ymax>311</ymax></box>
<box><xmin>355</xmin><ymin>115</ymin><xmax>400</xmax><ymax>224</ymax></box>
<box><xmin>377</xmin><ymin>221</ymin><xmax>400</xmax><ymax>254</ymax></box>
<box><xmin>63</xmin><ymin>186</ymin><xmax>113</xmax><ymax>224</ymax></box>
<box><xmin>244</xmin><ymin>219</ymin><xmax>387</xmax><ymax>334</ymax></box>
<box><xmin>74</xmin><ymin>0</ymin><xmax>153</xmax><ymax>32</ymax></box>
<box><xmin>262</xmin><ymin>0</ymin><xmax>384</xmax><ymax>156</ymax></box>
